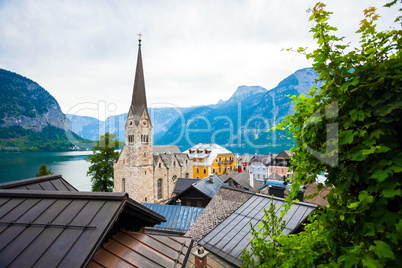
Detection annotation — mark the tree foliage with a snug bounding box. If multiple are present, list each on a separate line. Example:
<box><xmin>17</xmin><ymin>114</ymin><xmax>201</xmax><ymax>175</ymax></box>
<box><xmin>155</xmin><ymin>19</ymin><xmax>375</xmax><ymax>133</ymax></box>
<box><xmin>242</xmin><ymin>2</ymin><xmax>401</xmax><ymax>267</ymax></box>
<box><xmin>36</xmin><ymin>163</ymin><xmax>54</xmax><ymax>177</ymax></box>
<box><xmin>85</xmin><ymin>132</ymin><xmax>121</xmax><ymax>192</ymax></box>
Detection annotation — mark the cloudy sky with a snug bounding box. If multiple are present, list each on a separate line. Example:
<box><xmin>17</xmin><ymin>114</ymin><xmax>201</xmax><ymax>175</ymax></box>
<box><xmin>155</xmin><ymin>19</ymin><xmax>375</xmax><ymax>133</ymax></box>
<box><xmin>0</xmin><ymin>0</ymin><xmax>399</xmax><ymax>118</ymax></box>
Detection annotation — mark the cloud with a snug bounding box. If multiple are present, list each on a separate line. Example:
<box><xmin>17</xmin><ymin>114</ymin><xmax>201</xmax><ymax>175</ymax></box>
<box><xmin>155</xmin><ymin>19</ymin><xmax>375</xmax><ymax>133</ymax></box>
<box><xmin>0</xmin><ymin>0</ymin><xmax>400</xmax><ymax>117</ymax></box>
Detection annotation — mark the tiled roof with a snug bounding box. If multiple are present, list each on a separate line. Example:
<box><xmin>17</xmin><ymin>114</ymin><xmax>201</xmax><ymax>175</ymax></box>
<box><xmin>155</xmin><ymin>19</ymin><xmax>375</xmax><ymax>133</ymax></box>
<box><xmin>198</xmin><ymin>194</ymin><xmax>316</xmax><ymax>266</ymax></box>
<box><xmin>88</xmin><ymin>231</ymin><xmax>193</xmax><ymax>268</ymax></box>
<box><xmin>0</xmin><ymin>190</ymin><xmax>165</xmax><ymax>267</ymax></box>
<box><xmin>285</xmin><ymin>183</ymin><xmax>331</xmax><ymax>206</ymax></box>
<box><xmin>153</xmin><ymin>145</ymin><xmax>181</xmax><ymax>154</ymax></box>
<box><xmin>0</xmin><ymin>174</ymin><xmax>78</xmax><ymax>191</ymax></box>
<box><xmin>173</xmin><ymin>178</ymin><xmax>200</xmax><ymax>194</ymax></box>
<box><xmin>185</xmin><ymin>186</ymin><xmax>253</xmax><ymax>245</ymax></box>
<box><xmin>142</xmin><ymin>203</ymin><xmax>204</xmax><ymax>234</ymax></box>
<box><xmin>275</xmin><ymin>150</ymin><xmax>292</xmax><ymax>160</ymax></box>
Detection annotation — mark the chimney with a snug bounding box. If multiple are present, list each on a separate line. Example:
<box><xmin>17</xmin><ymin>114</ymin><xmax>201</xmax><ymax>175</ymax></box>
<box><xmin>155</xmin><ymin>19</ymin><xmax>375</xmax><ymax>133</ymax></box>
<box><xmin>193</xmin><ymin>247</ymin><xmax>209</xmax><ymax>268</ymax></box>
<box><xmin>209</xmin><ymin>174</ymin><xmax>214</xmax><ymax>183</ymax></box>
<box><xmin>250</xmin><ymin>173</ymin><xmax>254</xmax><ymax>188</ymax></box>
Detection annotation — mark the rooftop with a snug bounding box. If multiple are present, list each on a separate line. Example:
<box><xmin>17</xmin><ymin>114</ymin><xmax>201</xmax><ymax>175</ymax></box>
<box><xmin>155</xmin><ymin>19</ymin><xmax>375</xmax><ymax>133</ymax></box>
<box><xmin>198</xmin><ymin>194</ymin><xmax>316</xmax><ymax>266</ymax></box>
<box><xmin>0</xmin><ymin>189</ymin><xmax>165</xmax><ymax>267</ymax></box>
<box><xmin>0</xmin><ymin>174</ymin><xmax>78</xmax><ymax>191</ymax></box>
<box><xmin>141</xmin><ymin>203</ymin><xmax>204</xmax><ymax>234</ymax></box>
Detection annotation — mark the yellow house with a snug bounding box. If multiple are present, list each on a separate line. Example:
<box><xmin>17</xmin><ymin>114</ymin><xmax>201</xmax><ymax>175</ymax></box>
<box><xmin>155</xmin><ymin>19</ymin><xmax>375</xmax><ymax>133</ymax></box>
<box><xmin>183</xmin><ymin>143</ymin><xmax>237</xmax><ymax>179</ymax></box>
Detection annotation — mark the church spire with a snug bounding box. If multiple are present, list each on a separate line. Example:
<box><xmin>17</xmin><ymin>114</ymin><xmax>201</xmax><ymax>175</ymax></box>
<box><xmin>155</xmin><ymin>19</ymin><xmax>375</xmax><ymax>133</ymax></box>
<box><xmin>130</xmin><ymin>33</ymin><xmax>148</xmax><ymax>124</ymax></box>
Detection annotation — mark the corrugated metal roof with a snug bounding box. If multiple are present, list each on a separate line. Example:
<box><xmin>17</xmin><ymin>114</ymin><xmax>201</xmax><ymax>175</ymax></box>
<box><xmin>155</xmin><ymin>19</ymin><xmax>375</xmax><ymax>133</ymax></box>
<box><xmin>142</xmin><ymin>203</ymin><xmax>204</xmax><ymax>234</ymax></box>
<box><xmin>0</xmin><ymin>189</ymin><xmax>165</xmax><ymax>267</ymax></box>
<box><xmin>0</xmin><ymin>174</ymin><xmax>78</xmax><ymax>191</ymax></box>
<box><xmin>198</xmin><ymin>194</ymin><xmax>316</xmax><ymax>267</ymax></box>
<box><xmin>88</xmin><ymin>231</ymin><xmax>193</xmax><ymax>268</ymax></box>
<box><xmin>192</xmin><ymin>174</ymin><xmax>224</xmax><ymax>199</ymax></box>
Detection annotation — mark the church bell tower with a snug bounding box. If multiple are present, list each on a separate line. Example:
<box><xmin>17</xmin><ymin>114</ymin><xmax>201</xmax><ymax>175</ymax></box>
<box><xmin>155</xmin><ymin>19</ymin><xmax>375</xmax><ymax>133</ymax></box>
<box><xmin>114</xmin><ymin>34</ymin><xmax>154</xmax><ymax>203</ymax></box>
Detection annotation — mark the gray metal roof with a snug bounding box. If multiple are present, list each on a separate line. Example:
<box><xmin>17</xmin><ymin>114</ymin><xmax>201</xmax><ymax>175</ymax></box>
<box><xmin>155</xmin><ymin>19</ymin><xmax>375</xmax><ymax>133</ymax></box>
<box><xmin>192</xmin><ymin>174</ymin><xmax>224</xmax><ymax>199</ymax></box>
<box><xmin>198</xmin><ymin>194</ymin><xmax>316</xmax><ymax>266</ymax></box>
<box><xmin>173</xmin><ymin>178</ymin><xmax>200</xmax><ymax>194</ymax></box>
<box><xmin>0</xmin><ymin>189</ymin><xmax>165</xmax><ymax>267</ymax></box>
<box><xmin>142</xmin><ymin>203</ymin><xmax>204</xmax><ymax>234</ymax></box>
<box><xmin>0</xmin><ymin>174</ymin><xmax>78</xmax><ymax>191</ymax></box>
<box><xmin>153</xmin><ymin>145</ymin><xmax>181</xmax><ymax>154</ymax></box>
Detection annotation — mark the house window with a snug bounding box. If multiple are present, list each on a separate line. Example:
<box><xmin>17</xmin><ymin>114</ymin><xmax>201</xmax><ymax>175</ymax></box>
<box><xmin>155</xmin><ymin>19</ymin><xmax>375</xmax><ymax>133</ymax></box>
<box><xmin>258</xmin><ymin>174</ymin><xmax>260</xmax><ymax>178</ymax></box>
<box><xmin>196</xmin><ymin>168</ymin><xmax>199</xmax><ymax>173</ymax></box>
<box><xmin>213</xmin><ymin>168</ymin><xmax>215</xmax><ymax>173</ymax></box>
<box><xmin>122</xmin><ymin>178</ymin><xmax>125</xmax><ymax>192</ymax></box>
<box><xmin>186</xmin><ymin>160</ymin><xmax>188</xmax><ymax>164</ymax></box>
<box><xmin>157</xmin><ymin>179</ymin><xmax>163</xmax><ymax>199</ymax></box>
<box><xmin>203</xmin><ymin>168</ymin><xmax>206</xmax><ymax>174</ymax></box>
<box><xmin>276</xmin><ymin>168</ymin><xmax>279</xmax><ymax>172</ymax></box>
<box><xmin>219</xmin><ymin>167</ymin><xmax>221</xmax><ymax>173</ymax></box>
<box><xmin>271</xmin><ymin>168</ymin><xmax>273</xmax><ymax>172</ymax></box>
<box><xmin>281</xmin><ymin>168</ymin><xmax>284</xmax><ymax>173</ymax></box>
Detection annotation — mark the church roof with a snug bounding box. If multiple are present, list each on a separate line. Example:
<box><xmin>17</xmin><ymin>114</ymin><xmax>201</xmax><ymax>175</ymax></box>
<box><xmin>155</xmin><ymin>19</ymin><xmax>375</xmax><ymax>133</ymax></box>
<box><xmin>130</xmin><ymin>38</ymin><xmax>148</xmax><ymax>126</ymax></box>
<box><xmin>153</xmin><ymin>145</ymin><xmax>181</xmax><ymax>155</ymax></box>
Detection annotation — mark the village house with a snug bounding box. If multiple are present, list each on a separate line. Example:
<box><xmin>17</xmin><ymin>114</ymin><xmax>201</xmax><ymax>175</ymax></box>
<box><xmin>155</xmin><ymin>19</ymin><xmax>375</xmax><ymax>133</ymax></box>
<box><xmin>183</xmin><ymin>143</ymin><xmax>237</xmax><ymax>179</ymax></box>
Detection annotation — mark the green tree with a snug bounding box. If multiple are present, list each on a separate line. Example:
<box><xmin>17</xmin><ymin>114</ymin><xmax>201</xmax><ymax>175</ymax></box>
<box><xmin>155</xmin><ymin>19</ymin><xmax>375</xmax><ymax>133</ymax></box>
<box><xmin>36</xmin><ymin>163</ymin><xmax>54</xmax><ymax>177</ymax></box>
<box><xmin>85</xmin><ymin>133</ymin><xmax>121</xmax><ymax>192</ymax></box>
<box><xmin>242</xmin><ymin>2</ymin><xmax>401</xmax><ymax>267</ymax></box>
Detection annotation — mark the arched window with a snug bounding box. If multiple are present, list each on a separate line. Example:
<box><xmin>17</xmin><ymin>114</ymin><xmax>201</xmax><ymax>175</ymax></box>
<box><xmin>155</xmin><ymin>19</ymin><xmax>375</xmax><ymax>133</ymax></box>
<box><xmin>157</xmin><ymin>179</ymin><xmax>163</xmax><ymax>199</ymax></box>
<box><xmin>146</xmin><ymin>135</ymin><xmax>149</xmax><ymax>142</ymax></box>
<box><xmin>173</xmin><ymin>161</ymin><xmax>176</xmax><ymax>167</ymax></box>
<box><xmin>172</xmin><ymin>175</ymin><xmax>177</xmax><ymax>182</ymax></box>
<box><xmin>185</xmin><ymin>173</ymin><xmax>189</xmax><ymax>178</ymax></box>
<box><xmin>141</xmin><ymin>135</ymin><xmax>143</xmax><ymax>142</ymax></box>
<box><xmin>122</xmin><ymin>178</ymin><xmax>125</xmax><ymax>192</ymax></box>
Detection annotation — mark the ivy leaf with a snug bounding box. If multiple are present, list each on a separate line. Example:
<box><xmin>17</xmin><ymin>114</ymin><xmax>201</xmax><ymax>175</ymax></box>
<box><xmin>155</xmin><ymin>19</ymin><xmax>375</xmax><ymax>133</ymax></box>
<box><xmin>370</xmin><ymin>240</ymin><xmax>395</xmax><ymax>260</ymax></box>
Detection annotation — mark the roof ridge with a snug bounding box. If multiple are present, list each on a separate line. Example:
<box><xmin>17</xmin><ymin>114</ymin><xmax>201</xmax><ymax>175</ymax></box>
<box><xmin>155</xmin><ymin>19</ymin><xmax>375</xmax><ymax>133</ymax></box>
<box><xmin>0</xmin><ymin>189</ymin><xmax>128</xmax><ymax>200</ymax></box>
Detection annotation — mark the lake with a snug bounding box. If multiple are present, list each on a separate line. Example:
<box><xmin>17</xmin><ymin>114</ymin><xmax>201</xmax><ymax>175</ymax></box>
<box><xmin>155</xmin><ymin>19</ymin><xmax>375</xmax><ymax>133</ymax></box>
<box><xmin>0</xmin><ymin>151</ymin><xmax>94</xmax><ymax>191</ymax></box>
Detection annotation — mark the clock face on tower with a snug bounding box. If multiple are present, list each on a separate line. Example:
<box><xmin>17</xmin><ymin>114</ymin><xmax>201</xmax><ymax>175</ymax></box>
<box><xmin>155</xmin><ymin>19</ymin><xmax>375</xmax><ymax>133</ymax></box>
<box><xmin>141</xmin><ymin>119</ymin><xmax>148</xmax><ymax>127</ymax></box>
<box><xmin>128</xmin><ymin>120</ymin><xmax>133</xmax><ymax>127</ymax></box>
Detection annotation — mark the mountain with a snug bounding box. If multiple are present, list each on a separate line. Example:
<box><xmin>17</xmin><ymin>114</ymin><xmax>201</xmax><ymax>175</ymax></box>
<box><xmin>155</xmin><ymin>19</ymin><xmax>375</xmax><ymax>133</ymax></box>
<box><xmin>0</xmin><ymin>69</ymin><xmax>66</xmax><ymax>131</ymax></box>
<box><xmin>155</xmin><ymin>67</ymin><xmax>319</xmax><ymax>154</ymax></box>
<box><xmin>67</xmin><ymin>67</ymin><xmax>318</xmax><ymax>154</ymax></box>
<box><xmin>0</xmin><ymin>69</ymin><xmax>92</xmax><ymax>151</ymax></box>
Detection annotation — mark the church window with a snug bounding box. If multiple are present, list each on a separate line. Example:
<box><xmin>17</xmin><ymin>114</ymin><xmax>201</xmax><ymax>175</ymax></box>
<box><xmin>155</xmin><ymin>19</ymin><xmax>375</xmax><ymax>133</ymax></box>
<box><xmin>145</xmin><ymin>197</ymin><xmax>147</xmax><ymax>202</ymax></box>
<box><xmin>122</xmin><ymin>178</ymin><xmax>125</xmax><ymax>192</ymax></box>
<box><xmin>185</xmin><ymin>173</ymin><xmax>189</xmax><ymax>178</ymax></box>
<box><xmin>128</xmin><ymin>135</ymin><xmax>134</xmax><ymax>143</ymax></box>
<box><xmin>146</xmin><ymin>135</ymin><xmax>149</xmax><ymax>142</ymax></box>
<box><xmin>186</xmin><ymin>160</ymin><xmax>188</xmax><ymax>164</ymax></box>
<box><xmin>173</xmin><ymin>161</ymin><xmax>176</xmax><ymax>167</ymax></box>
<box><xmin>123</xmin><ymin>159</ymin><xmax>125</xmax><ymax>164</ymax></box>
<box><xmin>144</xmin><ymin>152</ymin><xmax>146</xmax><ymax>157</ymax></box>
<box><xmin>172</xmin><ymin>175</ymin><xmax>177</xmax><ymax>182</ymax></box>
<box><xmin>157</xmin><ymin>179</ymin><xmax>163</xmax><ymax>199</ymax></box>
<box><xmin>159</xmin><ymin>163</ymin><xmax>161</xmax><ymax>168</ymax></box>
<box><xmin>145</xmin><ymin>171</ymin><xmax>146</xmax><ymax>175</ymax></box>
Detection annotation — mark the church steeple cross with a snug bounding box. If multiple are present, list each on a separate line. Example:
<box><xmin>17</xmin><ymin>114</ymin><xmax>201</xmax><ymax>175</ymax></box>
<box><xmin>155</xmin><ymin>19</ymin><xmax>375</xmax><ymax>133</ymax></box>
<box><xmin>138</xmin><ymin>33</ymin><xmax>142</xmax><ymax>46</ymax></box>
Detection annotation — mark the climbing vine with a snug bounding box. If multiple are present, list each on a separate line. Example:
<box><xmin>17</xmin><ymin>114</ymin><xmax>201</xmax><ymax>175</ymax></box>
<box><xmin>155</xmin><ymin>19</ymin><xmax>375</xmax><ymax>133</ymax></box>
<box><xmin>242</xmin><ymin>1</ymin><xmax>401</xmax><ymax>267</ymax></box>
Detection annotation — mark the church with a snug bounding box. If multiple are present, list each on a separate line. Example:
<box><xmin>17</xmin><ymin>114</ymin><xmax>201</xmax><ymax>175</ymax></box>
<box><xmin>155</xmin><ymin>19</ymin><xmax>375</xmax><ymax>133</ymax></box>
<box><xmin>113</xmin><ymin>35</ymin><xmax>193</xmax><ymax>203</ymax></box>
